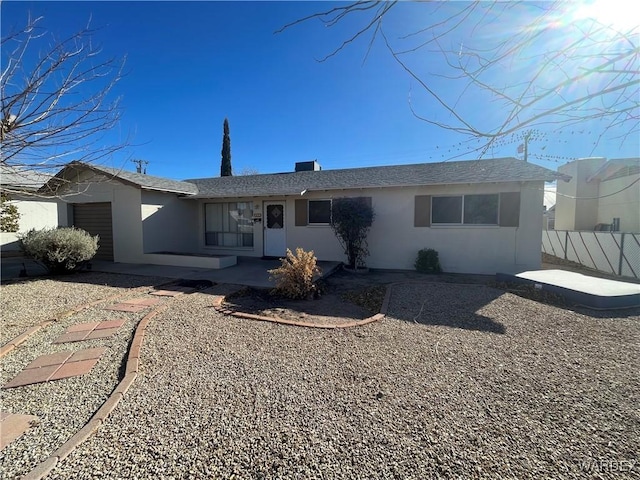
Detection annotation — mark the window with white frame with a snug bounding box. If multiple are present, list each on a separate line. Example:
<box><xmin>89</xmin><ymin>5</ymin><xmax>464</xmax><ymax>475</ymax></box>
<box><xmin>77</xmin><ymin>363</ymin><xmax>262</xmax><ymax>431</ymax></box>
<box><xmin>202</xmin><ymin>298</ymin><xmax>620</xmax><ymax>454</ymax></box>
<box><xmin>432</xmin><ymin>194</ymin><xmax>499</xmax><ymax>225</ymax></box>
<box><xmin>204</xmin><ymin>202</ymin><xmax>254</xmax><ymax>247</ymax></box>
<box><xmin>308</xmin><ymin>199</ymin><xmax>331</xmax><ymax>224</ymax></box>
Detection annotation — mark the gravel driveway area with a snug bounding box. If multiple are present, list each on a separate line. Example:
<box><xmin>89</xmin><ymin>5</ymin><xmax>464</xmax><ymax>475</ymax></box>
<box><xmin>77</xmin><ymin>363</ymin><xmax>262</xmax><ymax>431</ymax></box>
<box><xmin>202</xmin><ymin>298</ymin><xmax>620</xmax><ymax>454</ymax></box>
<box><xmin>9</xmin><ymin>278</ymin><xmax>632</xmax><ymax>479</ymax></box>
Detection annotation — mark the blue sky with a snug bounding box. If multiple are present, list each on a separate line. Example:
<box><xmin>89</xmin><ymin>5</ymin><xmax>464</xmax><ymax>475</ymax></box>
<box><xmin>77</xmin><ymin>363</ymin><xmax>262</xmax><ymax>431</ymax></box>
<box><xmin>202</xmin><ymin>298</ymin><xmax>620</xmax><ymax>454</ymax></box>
<box><xmin>2</xmin><ymin>1</ymin><xmax>638</xmax><ymax>180</ymax></box>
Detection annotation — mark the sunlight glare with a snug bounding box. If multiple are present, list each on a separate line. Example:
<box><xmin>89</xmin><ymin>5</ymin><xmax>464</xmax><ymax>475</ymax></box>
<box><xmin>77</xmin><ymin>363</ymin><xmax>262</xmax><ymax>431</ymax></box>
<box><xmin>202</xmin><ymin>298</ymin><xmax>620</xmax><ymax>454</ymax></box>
<box><xmin>571</xmin><ymin>0</ymin><xmax>639</xmax><ymax>32</ymax></box>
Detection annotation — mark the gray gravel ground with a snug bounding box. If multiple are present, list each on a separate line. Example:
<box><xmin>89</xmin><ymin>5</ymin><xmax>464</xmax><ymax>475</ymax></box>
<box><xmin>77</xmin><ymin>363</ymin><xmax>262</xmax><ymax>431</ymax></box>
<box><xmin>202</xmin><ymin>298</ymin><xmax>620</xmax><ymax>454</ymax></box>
<box><xmin>1</xmin><ymin>272</ymin><xmax>169</xmax><ymax>344</ymax></box>
<box><xmin>0</xmin><ymin>273</ymin><xmax>171</xmax><ymax>478</ymax></box>
<box><xmin>23</xmin><ymin>281</ymin><xmax>637</xmax><ymax>480</ymax></box>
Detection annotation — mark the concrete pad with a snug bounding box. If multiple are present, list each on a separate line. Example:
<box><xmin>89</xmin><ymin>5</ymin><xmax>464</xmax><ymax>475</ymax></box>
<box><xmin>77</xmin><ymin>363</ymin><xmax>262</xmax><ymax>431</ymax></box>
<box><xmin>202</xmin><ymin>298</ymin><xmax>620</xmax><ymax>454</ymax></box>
<box><xmin>69</xmin><ymin>347</ymin><xmax>107</xmax><ymax>362</ymax></box>
<box><xmin>27</xmin><ymin>351</ymin><xmax>73</xmax><ymax>369</ymax></box>
<box><xmin>53</xmin><ymin>331</ymin><xmax>90</xmax><ymax>344</ymax></box>
<box><xmin>2</xmin><ymin>365</ymin><xmax>60</xmax><ymax>389</ymax></box>
<box><xmin>497</xmin><ymin>269</ymin><xmax>640</xmax><ymax>309</ymax></box>
<box><xmin>517</xmin><ymin>270</ymin><xmax>640</xmax><ymax>296</ymax></box>
<box><xmin>121</xmin><ymin>297</ymin><xmax>162</xmax><ymax>306</ymax></box>
<box><xmin>90</xmin><ymin>257</ymin><xmax>342</xmax><ymax>289</ymax></box>
<box><xmin>104</xmin><ymin>303</ymin><xmax>149</xmax><ymax>313</ymax></box>
<box><xmin>85</xmin><ymin>328</ymin><xmax>120</xmax><ymax>340</ymax></box>
<box><xmin>66</xmin><ymin>322</ymin><xmax>101</xmax><ymax>333</ymax></box>
<box><xmin>1</xmin><ymin>413</ymin><xmax>39</xmax><ymax>450</ymax></box>
<box><xmin>94</xmin><ymin>319</ymin><xmax>126</xmax><ymax>330</ymax></box>
<box><xmin>49</xmin><ymin>358</ymin><xmax>99</xmax><ymax>381</ymax></box>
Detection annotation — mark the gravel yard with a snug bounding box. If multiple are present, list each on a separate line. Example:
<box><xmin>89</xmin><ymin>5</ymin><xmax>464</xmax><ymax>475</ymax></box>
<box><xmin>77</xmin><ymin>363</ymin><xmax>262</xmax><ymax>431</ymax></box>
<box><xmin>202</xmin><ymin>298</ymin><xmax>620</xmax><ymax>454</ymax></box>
<box><xmin>8</xmin><ymin>278</ymin><xmax>632</xmax><ymax>479</ymax></box>
<box><xmin>1</xmin><ymin>272</ymin><xmax>170</xmax><ymax>344</ymax></box>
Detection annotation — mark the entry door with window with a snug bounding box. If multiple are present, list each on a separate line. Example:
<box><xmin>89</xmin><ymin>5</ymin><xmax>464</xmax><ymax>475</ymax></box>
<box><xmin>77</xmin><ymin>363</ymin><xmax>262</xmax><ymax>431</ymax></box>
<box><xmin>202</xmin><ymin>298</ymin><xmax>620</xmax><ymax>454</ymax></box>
<box><xmin>264</xmin><ymin>202</ymin><xmax>286</xmax><ymax>257</ymax></box>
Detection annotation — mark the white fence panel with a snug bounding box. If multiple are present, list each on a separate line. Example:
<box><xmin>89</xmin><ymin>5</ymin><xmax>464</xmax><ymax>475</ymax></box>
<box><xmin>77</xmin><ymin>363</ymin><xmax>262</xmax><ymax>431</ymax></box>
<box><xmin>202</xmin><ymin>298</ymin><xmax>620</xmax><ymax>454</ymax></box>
<box><xmin>542</xmin><ymin>230</ymin><xmax>566</xmax><ymax>258</ymax></box>
<box><xmin>621</xmin><ymin>234</ymin><xmax>640</xmax><ymax>279</ymax></box>
<box><xmin>542</xmin><ymin>231</ymin><xmax>639</xmax><ymax>279</ymax></box>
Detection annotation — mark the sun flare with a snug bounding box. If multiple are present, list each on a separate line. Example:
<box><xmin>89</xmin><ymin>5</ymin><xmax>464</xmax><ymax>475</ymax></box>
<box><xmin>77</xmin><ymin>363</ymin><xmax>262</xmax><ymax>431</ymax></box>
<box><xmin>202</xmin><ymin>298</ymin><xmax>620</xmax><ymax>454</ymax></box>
<box><xmin>571</xmin><ymin>0</ymin><xmax>639</xmax><ymax>32</ymax></box>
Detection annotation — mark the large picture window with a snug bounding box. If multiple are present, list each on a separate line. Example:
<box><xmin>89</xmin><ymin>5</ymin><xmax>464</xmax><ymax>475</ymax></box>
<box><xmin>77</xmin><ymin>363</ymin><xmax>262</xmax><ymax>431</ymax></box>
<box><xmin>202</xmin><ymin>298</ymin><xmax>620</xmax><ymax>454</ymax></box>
<box><xmin>432</xmin><ymin>194</ymin><xmax>499</xmax><ymax>225</ymax></box>
<box><xmin>308</xmin><ymin>199</ymin><xmax>331</xmax><ymax>224</ymax></box>
<box><xmin>205</xmin><ymin>202</ymin><xmax>253</xmax><ymax>247</ymax></box>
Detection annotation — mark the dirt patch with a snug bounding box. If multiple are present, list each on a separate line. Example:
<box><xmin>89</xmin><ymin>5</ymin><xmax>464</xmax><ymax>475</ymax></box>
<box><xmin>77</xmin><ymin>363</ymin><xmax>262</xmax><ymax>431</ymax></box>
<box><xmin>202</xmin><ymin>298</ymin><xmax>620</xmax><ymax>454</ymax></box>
<box><xmin>222</xmin><ymin>268</ymin><xmax>495</xmax><ymax>327</ymax></box>
<box><xmin>223</xmin><ymin>282</ymin><xmax>386</xmax><ymax>327</ymax></box>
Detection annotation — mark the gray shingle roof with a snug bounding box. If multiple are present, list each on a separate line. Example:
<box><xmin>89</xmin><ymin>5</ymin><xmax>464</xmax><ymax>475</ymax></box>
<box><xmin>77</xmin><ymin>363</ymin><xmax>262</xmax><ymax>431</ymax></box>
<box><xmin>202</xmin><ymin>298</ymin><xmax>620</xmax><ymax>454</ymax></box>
<box><xmin>186</xmin><ymin>157</ymin><xmax>562</xmax><ymax>199</ymax></box>
<box><xmin>1</xmin><ymin>165</ymin><xmax>53</xmax><ymax>190</ymax></box>
<box><xmin>43</xmin><ymin>162</ymin><xmax>198</xmax><ymax>195</ymax></box>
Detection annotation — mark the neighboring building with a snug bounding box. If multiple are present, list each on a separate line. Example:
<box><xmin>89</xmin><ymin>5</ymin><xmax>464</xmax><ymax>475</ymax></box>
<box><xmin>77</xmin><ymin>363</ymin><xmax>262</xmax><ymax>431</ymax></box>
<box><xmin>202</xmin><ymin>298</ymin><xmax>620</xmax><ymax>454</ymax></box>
<box><xmin>555</xmin><ymin>157</ymin><xmax>640</xmax><ymax>232</ymax></box>
<box><xmin>0</xmin><ymin>166</ymin><xmax>62</xmax><ymax>252</ymax></box>
<box><xmin>43</xmin><ymin>157</ymin><xmax>560</xmax><ymax>274</ymax></box>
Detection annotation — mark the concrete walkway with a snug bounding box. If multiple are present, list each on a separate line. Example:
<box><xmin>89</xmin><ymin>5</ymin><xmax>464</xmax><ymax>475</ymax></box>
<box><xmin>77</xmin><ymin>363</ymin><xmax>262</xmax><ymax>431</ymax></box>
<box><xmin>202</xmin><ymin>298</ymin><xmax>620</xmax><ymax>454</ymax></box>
<box><xmin>1</xmin><ymin>255</ymin><xmax>341</xmax><ymax>288</ymax></box>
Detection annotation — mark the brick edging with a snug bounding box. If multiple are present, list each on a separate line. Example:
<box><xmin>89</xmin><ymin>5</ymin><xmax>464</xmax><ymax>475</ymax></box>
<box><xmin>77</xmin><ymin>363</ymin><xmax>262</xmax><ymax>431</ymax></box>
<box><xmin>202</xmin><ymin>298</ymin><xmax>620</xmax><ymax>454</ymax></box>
<box><xmin>212</xmin><ymin>283</ymin><xmax>393</xmax><ymax>329</ymax></box>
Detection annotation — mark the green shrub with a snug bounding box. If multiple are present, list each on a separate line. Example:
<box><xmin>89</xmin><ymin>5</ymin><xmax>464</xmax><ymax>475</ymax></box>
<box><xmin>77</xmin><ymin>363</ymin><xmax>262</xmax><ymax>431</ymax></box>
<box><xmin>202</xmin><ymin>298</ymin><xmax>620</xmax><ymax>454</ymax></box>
<box><xmin>1</xmin><ymin>193</ymin><xmax>20</xmax><ymax>232</ymax></box>
<box><xmin>415</xmin><ymin>248</ymin><xmax>442</xmax><ymax>273</ymax></box>
<box><xmin>268</xmin><ymin>247</ymin><xmax>321</xmax><ymax>299</ymax></box>
<box><xmin>19</xmin><ymin>227</ymin><xmax>99</xmax><ymax>274</ymax></box>
<box><xmin>330</xmin><ymin>197</ymin><xmax>375</xmax><ymax>269</ymax></box>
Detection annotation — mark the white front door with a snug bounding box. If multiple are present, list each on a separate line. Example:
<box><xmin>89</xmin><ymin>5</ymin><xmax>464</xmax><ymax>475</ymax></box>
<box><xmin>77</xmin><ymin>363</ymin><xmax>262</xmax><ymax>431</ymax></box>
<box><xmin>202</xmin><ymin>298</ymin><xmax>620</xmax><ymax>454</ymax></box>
<box><xmin>264</xmin><ymin>202</ymin><xmax>286</xmax><ymax>257</ymax></box>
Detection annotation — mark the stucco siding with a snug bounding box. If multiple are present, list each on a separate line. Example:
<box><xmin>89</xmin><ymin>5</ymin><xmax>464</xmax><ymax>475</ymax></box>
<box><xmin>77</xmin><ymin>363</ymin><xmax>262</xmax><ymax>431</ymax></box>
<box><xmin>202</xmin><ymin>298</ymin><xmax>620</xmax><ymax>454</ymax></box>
<box><xmin>142</xmin><ymin>191</ymin><xmax>199</xmax><ymax>253</ymax></box>
<box><xmin>289</xmin><ymin>182</ymin><xmax>541</xmax><ymax>274</ymax></box>
<box><xmin>0</xmin><ymin>194</ymin><xmax>62</xmax><ymax>251</ymax></box>
<box><xmin>59</xmin><ymin>172</ymin><xmax>143</xmax><ymax>263</ymax></box>
<box><xmin>596</xmin><ymin>173</ymin><xmax>640</xmax><ymax>232</ymax></box>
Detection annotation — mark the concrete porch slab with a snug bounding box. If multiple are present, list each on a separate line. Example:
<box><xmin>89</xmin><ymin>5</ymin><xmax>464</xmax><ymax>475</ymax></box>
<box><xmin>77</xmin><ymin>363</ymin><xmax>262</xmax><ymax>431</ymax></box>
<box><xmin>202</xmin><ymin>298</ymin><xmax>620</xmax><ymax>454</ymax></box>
<box><xmin>90</xmin><ymin>257</ymin><xmax>342</xmax><ymax>289</ymax></box>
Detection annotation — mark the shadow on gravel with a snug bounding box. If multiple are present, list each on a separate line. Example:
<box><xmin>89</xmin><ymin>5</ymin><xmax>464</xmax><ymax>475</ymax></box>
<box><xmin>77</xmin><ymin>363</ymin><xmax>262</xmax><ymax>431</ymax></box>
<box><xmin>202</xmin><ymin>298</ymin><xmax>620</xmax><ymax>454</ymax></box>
<box><xmin>389</xmin><ymin>284</ymin><xmax>507</xmax><ymax>334</ymax></box>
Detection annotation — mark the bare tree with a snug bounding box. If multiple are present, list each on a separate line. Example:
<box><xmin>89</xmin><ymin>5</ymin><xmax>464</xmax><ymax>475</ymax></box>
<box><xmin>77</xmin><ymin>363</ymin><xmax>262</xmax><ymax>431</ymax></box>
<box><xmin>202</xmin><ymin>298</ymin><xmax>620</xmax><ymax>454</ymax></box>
<box><xmin>279</xmin><ymin>1</ymin><xmax>639</xmax><ymax>156</ymax></box>
<box><xmin>1</xmin><ymin>15</ymin><xmax>127</xmax><ymax>193</ymax></box>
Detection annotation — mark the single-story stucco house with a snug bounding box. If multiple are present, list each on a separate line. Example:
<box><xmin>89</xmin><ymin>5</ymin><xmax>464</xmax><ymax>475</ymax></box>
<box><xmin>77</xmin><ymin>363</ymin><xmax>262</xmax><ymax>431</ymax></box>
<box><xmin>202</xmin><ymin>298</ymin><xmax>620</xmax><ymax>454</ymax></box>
<box><xmin>40</xmin><ymin>157</ymin><xmax>562</xmax><ymax>274</ymax></box>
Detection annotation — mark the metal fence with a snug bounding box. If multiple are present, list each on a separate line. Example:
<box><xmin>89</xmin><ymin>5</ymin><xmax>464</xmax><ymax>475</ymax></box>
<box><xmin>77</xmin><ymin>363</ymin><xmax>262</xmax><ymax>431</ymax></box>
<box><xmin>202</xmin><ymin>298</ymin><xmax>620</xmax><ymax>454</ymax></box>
<box><xmin>542</xmin><ymin>230</ymin><xmax>640</xmax><ymax>279</ymax></box>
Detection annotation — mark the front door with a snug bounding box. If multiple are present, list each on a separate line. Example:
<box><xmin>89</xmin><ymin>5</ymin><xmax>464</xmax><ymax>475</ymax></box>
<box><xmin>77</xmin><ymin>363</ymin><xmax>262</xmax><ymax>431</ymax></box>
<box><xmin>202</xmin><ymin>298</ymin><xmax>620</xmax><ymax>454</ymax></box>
<box><xmin>264</xmin><ymin>202</ymin><xmax>286</xmax><ymax>257</ymax></box>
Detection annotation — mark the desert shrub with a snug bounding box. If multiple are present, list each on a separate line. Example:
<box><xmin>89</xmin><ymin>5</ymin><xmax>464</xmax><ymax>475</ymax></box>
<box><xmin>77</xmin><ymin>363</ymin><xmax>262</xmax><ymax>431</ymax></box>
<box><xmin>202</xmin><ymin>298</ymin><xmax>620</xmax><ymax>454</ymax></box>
<box><xmin>19</xmin><ymin>227</ymin><xmax>99</xmax><ymax>274</ymax></box>
<box><xmin>1</xmin><ymin>193</ymin><xmax>20</xmax><ymax>232</ymax></box>
<box><xmin>330</xmin><ymin>197</ymin><xmax>375</xmax><ymax>269</ymax></box>
<box><xmin>268</xmin><ymin>247</ymin><xmax>322</xmax><ymax>299</ymax></box>
<box><xmin>415</xmin><ymin>248</ymin><xmax>442</xmax><ymax>273</ymax></box>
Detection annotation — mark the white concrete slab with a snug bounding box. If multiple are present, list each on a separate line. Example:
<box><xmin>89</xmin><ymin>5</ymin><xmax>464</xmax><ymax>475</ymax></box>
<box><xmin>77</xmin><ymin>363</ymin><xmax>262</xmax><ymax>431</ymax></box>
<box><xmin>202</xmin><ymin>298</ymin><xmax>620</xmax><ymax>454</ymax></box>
<box><xmin>516</xmin><ymin>269</ymin><xmax>640</xmax><ymax>297</ymax></box>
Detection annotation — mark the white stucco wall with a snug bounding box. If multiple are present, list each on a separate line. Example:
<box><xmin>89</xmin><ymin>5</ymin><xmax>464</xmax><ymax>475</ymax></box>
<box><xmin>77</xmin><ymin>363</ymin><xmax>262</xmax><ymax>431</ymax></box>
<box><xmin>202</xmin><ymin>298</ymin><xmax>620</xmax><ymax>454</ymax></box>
<box><xmin>59</xmin><ymin>172</ymin><xmax>144</xmax><ymax>263</ymax></box>
<box><xmin>141</xmin><ymin>191</ymin><xmax>199</xmax><ymax>253</ymax></box>
<box><xmin>596</xmin><ymin>173</ymin><xmax>640</xmax><ymax>232</ymax></box>
<box><xmin>0</xmin><ymin>194</ymin><xmax>63</xmax><ymax>251</ymax></box>
<box><xmin>197</xmin><ymin>181</ymin><xmax>544</xmax><ymax>275</ymax></box>
<box><xmin>555</xmin><ymin>158</ymin><xmax>603</xmax><ymax>231</ymax></box>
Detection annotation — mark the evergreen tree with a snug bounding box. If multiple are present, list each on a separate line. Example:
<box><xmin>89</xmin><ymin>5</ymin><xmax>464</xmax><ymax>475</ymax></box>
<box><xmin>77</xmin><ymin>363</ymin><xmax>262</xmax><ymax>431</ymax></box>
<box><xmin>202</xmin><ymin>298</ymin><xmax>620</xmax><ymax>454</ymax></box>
<box><xmin>220</xmin><ymin>118</ymin><xmax>232</xmax><ymax>177</ymax></box>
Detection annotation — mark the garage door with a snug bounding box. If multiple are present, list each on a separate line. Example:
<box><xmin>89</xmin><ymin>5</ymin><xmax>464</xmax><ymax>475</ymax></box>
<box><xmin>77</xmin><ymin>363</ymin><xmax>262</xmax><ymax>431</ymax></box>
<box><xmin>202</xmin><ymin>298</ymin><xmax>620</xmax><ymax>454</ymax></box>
<box><xmin>73</xmin><ymin>202</ymin><xmax>114</xmax><ymax>261</ymax></box>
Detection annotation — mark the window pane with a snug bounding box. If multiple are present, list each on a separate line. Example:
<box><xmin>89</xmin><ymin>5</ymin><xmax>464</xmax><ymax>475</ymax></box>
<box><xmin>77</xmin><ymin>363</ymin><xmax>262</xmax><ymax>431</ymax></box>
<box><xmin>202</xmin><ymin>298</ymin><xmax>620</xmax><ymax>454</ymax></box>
<box><xmin>309</xmin><ymin>200</ymin><xmax>331</xmax><ymax>224</ymax></box>
<box><xmin>464</xmin><ymin>194</ymin><xmax>499</xmax><ymax>224</ymax></box>
<box><xmin>205</xmin><ymin>202</ymin><xmax>253</xmax><ymax>246</ymax></box>
<box><xmin>432</xmin><ymin>196</ymin><xmax>462</xmax><ymax>224</ymax></box>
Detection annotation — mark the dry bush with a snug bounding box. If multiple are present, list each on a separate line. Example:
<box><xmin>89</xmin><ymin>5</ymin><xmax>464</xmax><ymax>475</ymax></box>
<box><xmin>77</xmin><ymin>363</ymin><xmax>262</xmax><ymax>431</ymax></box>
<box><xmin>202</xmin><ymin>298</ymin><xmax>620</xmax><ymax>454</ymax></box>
<box><xmin>268</xmin><ymin>247</ymin><xmax>321</xmax><ymax>299</ymax></box>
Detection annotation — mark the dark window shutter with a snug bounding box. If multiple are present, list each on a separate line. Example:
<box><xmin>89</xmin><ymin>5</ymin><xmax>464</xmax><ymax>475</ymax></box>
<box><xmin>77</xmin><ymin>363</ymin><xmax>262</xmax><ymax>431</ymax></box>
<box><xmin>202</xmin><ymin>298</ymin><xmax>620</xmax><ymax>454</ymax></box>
<box><xmin>295</xmin><ymin>199</ymin><xmax>308</xmax><ymax>226</ymax></box>
<box><xmin>499</xmin><ymin>192</ymin><xmax>520</xmax><ymax>227</ymax></box>
<box><xmin>414</xmin><ymin>195</ymin><xmax>431</xmax><ymax>227</ymax></box>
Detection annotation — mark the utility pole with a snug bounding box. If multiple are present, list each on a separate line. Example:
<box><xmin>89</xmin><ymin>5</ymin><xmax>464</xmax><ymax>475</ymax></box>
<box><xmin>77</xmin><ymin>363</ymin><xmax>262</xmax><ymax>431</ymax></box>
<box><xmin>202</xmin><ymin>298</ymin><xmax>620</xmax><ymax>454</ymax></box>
<box><xmin>132</xmin><ymin>159</ymin><xmax>148</xmax><ymax>174</ymax></box>
<box><xmin>523</xmin><ymin>131</ymin><xmax>531</xmax><ymax>162</ymax></box>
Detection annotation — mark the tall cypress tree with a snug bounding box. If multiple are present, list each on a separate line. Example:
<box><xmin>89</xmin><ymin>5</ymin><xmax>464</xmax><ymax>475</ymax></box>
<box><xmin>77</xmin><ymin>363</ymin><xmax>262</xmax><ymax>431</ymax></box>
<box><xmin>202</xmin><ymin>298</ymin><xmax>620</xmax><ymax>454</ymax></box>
<box><xmin>220</xmin><ymin>118</ymin><xmax>232</xmax><ymax>177</ymax></box>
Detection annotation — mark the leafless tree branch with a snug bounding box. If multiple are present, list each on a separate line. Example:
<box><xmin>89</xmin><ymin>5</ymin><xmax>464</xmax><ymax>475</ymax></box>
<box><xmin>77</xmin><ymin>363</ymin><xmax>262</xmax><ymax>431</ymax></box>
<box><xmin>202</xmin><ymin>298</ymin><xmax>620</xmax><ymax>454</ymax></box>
<box><xmin>1</xmin><ymin>15</ymin><xmax>128</xmax><ymax>193</ymax></box>
<box><xmin>280</xmin><ymin>0</ymin><xmax>640</xmax><ymax>156</ymax></box>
